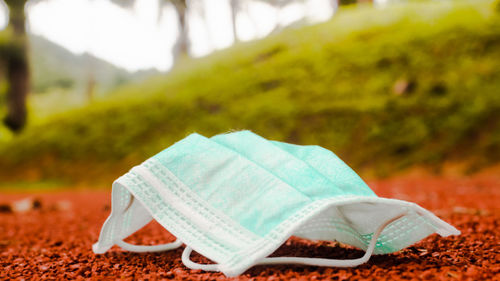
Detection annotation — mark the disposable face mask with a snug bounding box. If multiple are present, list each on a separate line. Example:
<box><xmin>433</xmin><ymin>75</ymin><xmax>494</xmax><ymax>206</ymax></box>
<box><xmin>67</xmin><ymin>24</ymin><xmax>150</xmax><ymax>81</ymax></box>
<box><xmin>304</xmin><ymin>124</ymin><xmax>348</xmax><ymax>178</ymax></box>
<box><xmin>93</xmin><ymin>130</ymin><xmax>460</xmax><ymax>277</ymax></box>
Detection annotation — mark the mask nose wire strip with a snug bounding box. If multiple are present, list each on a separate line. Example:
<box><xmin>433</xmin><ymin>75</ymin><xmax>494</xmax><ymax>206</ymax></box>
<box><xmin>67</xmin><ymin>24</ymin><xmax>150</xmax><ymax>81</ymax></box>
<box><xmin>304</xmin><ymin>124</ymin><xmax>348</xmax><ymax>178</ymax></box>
<box><xmin>116</xmin><ymin>239</ymin><xmax>183</xmax><ymax>253</ymax></box>
<box><xmin>181</xmin><ymin>212</ymin><xmax>408</xmax><ymax>271</ymax></box>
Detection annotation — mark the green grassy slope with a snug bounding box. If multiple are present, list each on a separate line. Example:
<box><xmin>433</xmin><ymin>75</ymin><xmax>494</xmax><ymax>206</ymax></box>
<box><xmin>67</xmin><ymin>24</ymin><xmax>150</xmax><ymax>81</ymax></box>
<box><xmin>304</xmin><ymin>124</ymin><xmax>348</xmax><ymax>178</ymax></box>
<box><xmin>1</xmin><ymin>0</ymin><xmax>499</xmax><ymax>184</ymax></box>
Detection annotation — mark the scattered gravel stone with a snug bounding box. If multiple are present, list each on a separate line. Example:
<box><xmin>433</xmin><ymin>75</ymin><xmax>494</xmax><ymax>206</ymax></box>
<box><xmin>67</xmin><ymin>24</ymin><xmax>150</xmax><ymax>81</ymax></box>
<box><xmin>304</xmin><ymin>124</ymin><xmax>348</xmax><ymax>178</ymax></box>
<box><xmin>11</xmin><ymin>198</ymin><xmax>35</xmax><ymax>213</ymax></box>
<box><xmin>0</xmin><ymin>174</ymin><xmax>499</xmax><ymax>280</ymax></box>
<box><xmin>0</xmin><ymin>204</ymin><xmax>11</xmax><ymax>213</ymax></box>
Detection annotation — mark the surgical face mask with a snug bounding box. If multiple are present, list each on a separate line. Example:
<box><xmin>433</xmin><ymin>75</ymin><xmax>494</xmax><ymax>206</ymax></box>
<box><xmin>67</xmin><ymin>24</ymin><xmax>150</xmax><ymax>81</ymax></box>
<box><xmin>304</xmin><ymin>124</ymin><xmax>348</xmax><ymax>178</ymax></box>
<box><xmin>93</xmin><ymin>130</ymin><xmax>460</xmax><ymax>277</ymax></box>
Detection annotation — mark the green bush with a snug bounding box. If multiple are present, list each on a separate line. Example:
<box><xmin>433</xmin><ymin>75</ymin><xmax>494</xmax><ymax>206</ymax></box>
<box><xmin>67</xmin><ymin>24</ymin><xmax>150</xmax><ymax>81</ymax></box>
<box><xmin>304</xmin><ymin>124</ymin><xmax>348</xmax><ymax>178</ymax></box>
<box><xmin>0</xmin><ymin>0</ymin><xmax>499</xmax><ymax>184</ymax></box>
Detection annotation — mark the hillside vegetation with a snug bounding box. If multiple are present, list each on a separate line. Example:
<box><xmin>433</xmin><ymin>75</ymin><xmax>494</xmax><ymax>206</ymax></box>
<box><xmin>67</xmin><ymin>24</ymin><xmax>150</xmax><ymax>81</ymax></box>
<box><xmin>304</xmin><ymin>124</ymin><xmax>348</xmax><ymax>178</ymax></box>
<box><xmin>1</xmin><ymin>0</ymin><xmax>499</xmax><ymax>185</ymax></box>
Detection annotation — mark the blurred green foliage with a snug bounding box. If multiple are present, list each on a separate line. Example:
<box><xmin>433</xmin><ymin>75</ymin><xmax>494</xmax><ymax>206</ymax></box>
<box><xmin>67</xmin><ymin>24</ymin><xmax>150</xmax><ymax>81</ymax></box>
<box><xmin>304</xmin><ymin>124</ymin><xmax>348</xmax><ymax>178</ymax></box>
<box><xmin>0</xmin><ymin>0</ymin><xmax>499</xmax><ymax>184</ymax></box>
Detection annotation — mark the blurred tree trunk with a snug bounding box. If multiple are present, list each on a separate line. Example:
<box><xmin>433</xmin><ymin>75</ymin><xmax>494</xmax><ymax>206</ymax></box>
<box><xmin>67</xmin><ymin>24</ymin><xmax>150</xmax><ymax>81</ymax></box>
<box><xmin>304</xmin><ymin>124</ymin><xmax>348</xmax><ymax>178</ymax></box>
<box><xmin>85</xmin><ymin>74</ymin><xmax>95</xmax><ymax>102</ymax></box>
<box><xmin>3</xmin><ymin>0</ymin><xmax>29</xmax><ymax>132</ymax></box>
<box><xmin>339</xmin><ymin>0</ymin><xmax>373</xmax><ymax>4</ymax></box>
<box><xmin>85</xmin><ymin>55</ymin><xmax>95</xmax><ymax>102</ymax></box>
<box><xmin>230</xmin><ymin>0</ymin><xmax>239</xmax><ymax>43</ymax></box>
<box><xmin>339</xmin><ymin>0</ymin><xmax>357</xmax><ymax>5</ymax></box>
<box><xmin>332</xmin><ymin>0</ymin><xmax>339</xmax><ymax>10</ymax></box>
<box><xmin>172</xmin><ymin>0</ymin><xmax>189</xmax><ymax>63</ymax></box>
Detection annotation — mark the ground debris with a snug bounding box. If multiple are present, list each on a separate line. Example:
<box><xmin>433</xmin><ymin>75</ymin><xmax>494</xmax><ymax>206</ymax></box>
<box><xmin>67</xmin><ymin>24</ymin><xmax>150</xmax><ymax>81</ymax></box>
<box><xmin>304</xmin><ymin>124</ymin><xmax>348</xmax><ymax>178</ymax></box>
<box><xmin>0</xmin><ymin>175</ymin><xmax>499</xmax><ymax>280</ymax></box>
<box><xmin>1</xmin><ymin>197</ymin><xmax>43</xmax><ymax>213</ymax></box>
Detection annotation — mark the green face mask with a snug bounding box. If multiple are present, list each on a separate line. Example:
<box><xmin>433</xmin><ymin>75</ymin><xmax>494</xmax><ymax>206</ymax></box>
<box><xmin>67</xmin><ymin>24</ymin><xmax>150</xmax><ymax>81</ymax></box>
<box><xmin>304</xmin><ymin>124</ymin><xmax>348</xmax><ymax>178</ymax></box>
<box><xmin>93</xmin><ymin>130</ymin><xmax>459</xmax><ymax>277</ymax></box>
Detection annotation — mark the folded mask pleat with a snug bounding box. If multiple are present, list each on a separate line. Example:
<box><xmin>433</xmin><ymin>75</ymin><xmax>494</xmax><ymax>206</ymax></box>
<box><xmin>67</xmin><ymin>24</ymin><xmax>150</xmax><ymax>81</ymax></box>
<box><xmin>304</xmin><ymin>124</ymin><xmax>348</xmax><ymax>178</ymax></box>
<box><xmin>211</xmin><ymin>131</ymin><xmax>346</xmax><ymax>199</ymax></box>
<box><xmin>270</xmin><ymin>140</ymin><xmax>375</xmax><ymax>197</ymax></box>
<box><xmin>154</xmin><ymin>133</ymin><xmax>314</xmax><ymax>237</ymax></box>
<box><xmin>120</xmin><ymin>167</ymin><xmax>241</xmax><ymax>263</ymax></box>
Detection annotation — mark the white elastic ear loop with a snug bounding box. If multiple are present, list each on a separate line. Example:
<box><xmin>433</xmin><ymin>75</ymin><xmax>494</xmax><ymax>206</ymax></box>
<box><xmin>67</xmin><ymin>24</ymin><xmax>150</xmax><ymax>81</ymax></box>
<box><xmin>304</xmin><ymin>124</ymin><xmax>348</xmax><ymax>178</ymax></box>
<box><xmin>257</xmin><ymin>212</ymin><xmax>407</xmax><ymax>267</ymax></box>
<box><xmin>182</xmin><ymin>247</ymin><xmax>219</xmax><ymax>271</ymax></box>
<box><xmin>116</xmin><ymin>239</ymin><xmax>183</xmax><ymax>253</ymax></box>
<box><xmin>181</xmin><ymin>212</ymin><xmax>407</xmax><ymax>271</ymax></box>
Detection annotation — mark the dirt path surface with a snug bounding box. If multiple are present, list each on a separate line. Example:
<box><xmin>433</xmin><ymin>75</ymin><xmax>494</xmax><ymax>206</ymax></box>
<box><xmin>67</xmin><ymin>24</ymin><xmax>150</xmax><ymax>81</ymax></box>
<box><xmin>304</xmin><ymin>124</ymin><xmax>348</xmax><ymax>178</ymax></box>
<box><xmin>1</xmin><ymin>174</ymin><xmax>499</xmax><ymax>280</ymax></box>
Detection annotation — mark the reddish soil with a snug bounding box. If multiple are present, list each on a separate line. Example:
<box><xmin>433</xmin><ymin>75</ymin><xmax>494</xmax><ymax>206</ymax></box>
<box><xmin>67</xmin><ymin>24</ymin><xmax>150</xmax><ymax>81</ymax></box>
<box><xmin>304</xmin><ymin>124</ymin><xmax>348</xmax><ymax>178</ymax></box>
<box><xmin>1</xmin><ymin>174</ymin><xmax>499</xmax><ymax>280</ymax></box>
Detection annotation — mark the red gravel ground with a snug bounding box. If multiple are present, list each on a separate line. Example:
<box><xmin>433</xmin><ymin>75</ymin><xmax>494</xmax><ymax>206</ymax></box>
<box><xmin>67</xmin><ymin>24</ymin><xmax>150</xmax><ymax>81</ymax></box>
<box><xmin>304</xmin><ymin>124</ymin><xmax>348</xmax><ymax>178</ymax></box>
<box><xmin>1</xmin><ymin>172</ymin><xmax>499</xmax><ymax>280</ymax></box>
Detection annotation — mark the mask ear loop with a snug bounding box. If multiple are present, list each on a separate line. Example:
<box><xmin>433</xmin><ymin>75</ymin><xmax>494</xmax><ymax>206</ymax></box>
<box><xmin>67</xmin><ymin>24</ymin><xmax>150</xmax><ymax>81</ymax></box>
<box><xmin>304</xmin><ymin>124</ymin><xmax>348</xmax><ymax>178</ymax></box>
<box><xmin>116</xmin><ymin>239</ymin><xmax>183</xmax><ymax>253</ymax></box>
<box><xmin>182</xmin><ymin>247</ymin><xmax>220</xmax><ymax>271</ymax></box>
<box><xmin>181</xmin><ymin>212</ymin><xmax>407</xmax><ymax>271</ymax></box>
<box><xmin>257</xmin><ymin>212</ymin><xmax>407</xmax><ymax>267</ymax></box>
<box><xmin>113</xmin><ymin>195</ymin><xmax>184</xmax><ymax>253</ymax></box>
